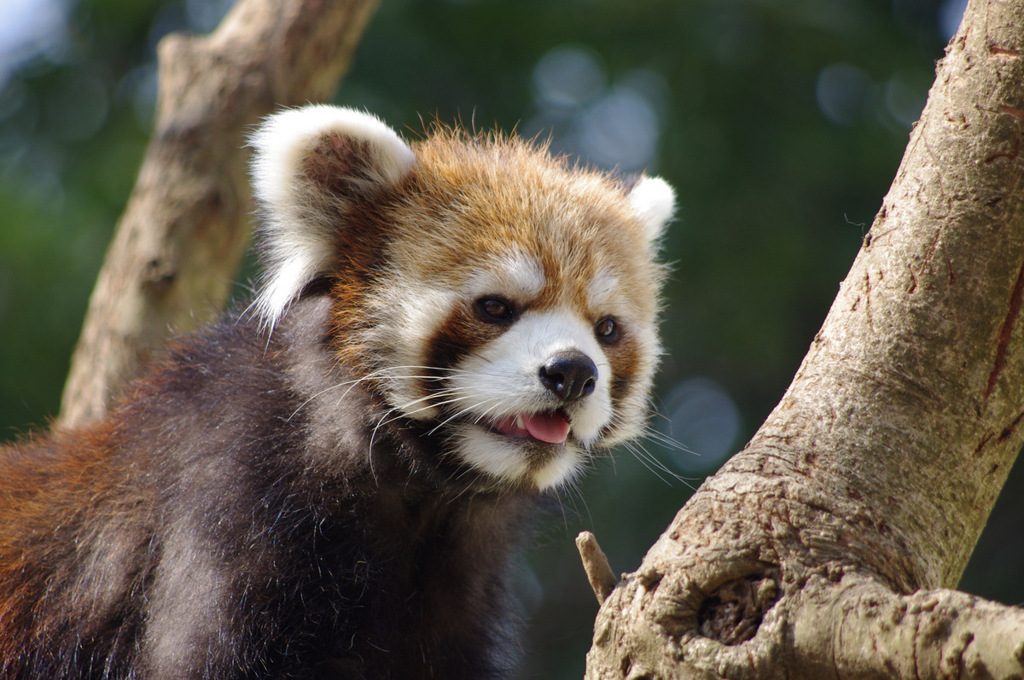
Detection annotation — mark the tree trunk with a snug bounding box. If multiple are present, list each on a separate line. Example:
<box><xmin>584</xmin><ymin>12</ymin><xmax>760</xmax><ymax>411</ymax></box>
<box><xmin>583</xmin><ymin>0</ymin><xmax>1024</xmax><ymax>677</ymax></box>
<box><xmin>57</xmin><ymin>0</ymin><xmax>378</xmax><ymax>430</ymax></box>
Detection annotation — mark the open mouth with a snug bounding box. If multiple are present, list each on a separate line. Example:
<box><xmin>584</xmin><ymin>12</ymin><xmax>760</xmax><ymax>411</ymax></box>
<box><xmin>485</xmin><ymin>410</ymin><xmax>571</xmax><ymax>445</ymax></box>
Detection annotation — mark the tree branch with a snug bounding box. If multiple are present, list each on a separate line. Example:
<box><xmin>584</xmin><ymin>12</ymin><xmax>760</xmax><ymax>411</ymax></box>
<box><xmin>57</xmin><ymin>0</ymin><xmax>378</xmax><ymax>429</ymax></box>
<box><xmin>577</xmin><ymin>531</ymin><xmax>619</xmax><ymax>605</ymax></box>
<box><xmin>793</xmin><ymin>574</ymin><xmax>1024</xmax><ymax>678</ymax></box>
<box><xmin>586</xmin><ymin>0</ymin><xmax>1024</xmax><ymax>677</ymax></box>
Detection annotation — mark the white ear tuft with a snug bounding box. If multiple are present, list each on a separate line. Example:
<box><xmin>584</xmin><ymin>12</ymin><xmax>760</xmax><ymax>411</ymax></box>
<box><xmin>628</xmin><ymin>176</ymin><xmax>676</xmax><ymax>250</ymax></box>
<box><xmin>248</xmin><ymin>105</ymin><xmax>415</xmax><ymax>329</ymax></box>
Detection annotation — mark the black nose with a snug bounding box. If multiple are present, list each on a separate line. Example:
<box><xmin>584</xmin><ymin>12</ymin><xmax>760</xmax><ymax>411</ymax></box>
<box><xmin>539</xmin><ymin>351</ymin><xmax>598</xmax><ymax>402</ymax></box>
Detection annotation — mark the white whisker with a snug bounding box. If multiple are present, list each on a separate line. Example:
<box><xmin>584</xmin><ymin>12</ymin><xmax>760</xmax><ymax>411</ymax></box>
<box><xmin>426</xmin><ymin>396</ymin><xmax>507</xmax><ymax>437</ymax></box>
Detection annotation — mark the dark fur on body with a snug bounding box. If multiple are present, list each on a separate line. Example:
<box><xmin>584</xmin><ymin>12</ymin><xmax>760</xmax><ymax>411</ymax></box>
<box><xmin>0</xmin><ymin>292</ymin><xmax>530</xmax><ymax>679</ymax></box>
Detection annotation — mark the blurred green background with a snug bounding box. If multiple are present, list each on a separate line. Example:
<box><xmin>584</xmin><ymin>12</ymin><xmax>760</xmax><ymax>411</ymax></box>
<box><xmin>1</xmin><ymin>0</ymin><xmax>1020</xmax><ymax>677</ymax></box>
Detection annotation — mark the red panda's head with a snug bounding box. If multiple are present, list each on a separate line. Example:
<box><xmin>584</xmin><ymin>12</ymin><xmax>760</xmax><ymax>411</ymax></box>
<box><xmin>250</xmin><ymin>106</ymin><xmax>674</xmax><ymax>491</ymax></box>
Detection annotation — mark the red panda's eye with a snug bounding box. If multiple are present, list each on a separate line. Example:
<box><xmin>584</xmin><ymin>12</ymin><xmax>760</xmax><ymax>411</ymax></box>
<box><xmin>595</xmin><ymin>317</ymin><xmax>618</xmax><ymax>342</ymax></box>
<box><xmin>477</xmin><ymin>296</ymin><xmax>514</xmax><ymax>322</ymax></box>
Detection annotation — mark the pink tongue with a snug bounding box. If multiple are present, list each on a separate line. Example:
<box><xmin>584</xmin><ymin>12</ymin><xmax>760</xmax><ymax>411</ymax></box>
<box><xmin>522</xmin><ymin>412</ymin><xmax>570</xmax><ymax>445</ymax></box>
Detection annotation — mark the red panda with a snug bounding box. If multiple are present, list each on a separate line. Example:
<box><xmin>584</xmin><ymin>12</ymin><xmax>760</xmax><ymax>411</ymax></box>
<box><xmin>0</xmin><ymin>105</ymin><xmax>674</xmax><ymax>679</ymax></box>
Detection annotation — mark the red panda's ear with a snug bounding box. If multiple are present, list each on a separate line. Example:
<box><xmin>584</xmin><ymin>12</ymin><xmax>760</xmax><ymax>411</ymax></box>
<box><xmin>627</xmin><ymin>176</ymin><xmax>675</xmax><ymax>252</ymax></box>
<box><xmin>248</xmin><ymin>105</ymin><xmax>415</xmax><ymax>329</ymax></box>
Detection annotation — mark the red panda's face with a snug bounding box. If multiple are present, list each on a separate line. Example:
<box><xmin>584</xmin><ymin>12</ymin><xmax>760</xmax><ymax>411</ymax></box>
<box><xmin>250</xmin><ymin>106</ymin><xmax>674</xmax><ymax>491</ymax></box>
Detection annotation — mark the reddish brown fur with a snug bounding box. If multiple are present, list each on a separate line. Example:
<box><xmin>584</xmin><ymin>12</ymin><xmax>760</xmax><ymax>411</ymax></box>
<box><xmin>394</xmin><ymin>129</ymin><xmax>660</xmax><ymax>314</ymax></box>
<box><xmin>0</xmin><ymin>419</ymin><xmax>152</xmax><ymax>676</ymax></box>
<box><xmin>327</xmin><ymin>128</ymin><xmax>661</xmax><ymax>420</ymax></box>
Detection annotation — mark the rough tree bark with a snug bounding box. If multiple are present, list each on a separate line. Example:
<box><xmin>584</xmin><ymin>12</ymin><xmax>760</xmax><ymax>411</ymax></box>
<box><xmin>57</xmin><ymin>0</ymin><xmax>379</xmax><ymax>429</ymax></box>
<box><xmin>582</xmin><ymin>1</ymin><xmax>1024</xmax><ymax>677</ymax></box>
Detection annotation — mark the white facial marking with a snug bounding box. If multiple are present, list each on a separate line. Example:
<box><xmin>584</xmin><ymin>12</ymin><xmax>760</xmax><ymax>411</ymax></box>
<box><xmin>464</xmin><ymin>251</ymin><xmax>546</xmax><ymax>301</ymax></box>
<box><xmin>454</xmin><ymin>427</ymin><xmax>585</xmax><ymax>492</ymax></box>
<box><xmin>445</xmin><ymin>307</ymin><xmax>612</xmax><ymax>488</ymax></box>
<box><xmin>365</xmin><ymin>278</ymin><xmax>458</xmax><ymax>420</ymax></box>
<box><xmin>455</xmin><ymin>429</ymin><xmax>533</xmax><ymax>482</ymax></box>
<box><xmin>531</xmin><ymin>447</ymin><xmax>584</xmax><ymax>491</ymax></box>
<box><xmin>587</xmin><ymin>267</ymin><xmax>620</xmax><ymax>311</ymax></box>
<box><xmin>451</xmin><ymin>308</ymin><xmax>611</xmax><ymax>435</ymax></box>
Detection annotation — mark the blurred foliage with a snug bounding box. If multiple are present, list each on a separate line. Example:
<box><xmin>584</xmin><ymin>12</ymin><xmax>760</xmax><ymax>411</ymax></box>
<box><xmin>1</xmin><ymin>0</ymin><xmax>1020</xmax><ymax>677</ymax></box>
